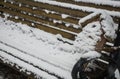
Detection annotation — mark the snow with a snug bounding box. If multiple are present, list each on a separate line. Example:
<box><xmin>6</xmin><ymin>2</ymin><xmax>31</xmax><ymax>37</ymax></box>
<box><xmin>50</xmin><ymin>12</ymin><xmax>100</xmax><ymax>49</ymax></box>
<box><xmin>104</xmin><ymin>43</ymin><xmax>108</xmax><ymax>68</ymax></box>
<box><xmin>19</xmin><ymin>3</ymin><xmax>22</xmax><ymax>7</ymax></box>
<box><xmin>74</xmin><ymin>0</ymin><xmax>120</xmax><ymax>7</ymax></box>
<box><xmin>44</xmin><ymin>9</ymin><xmax>51</xmax><ymax>14</ymax></box>
<box><xmin>15</xmin><ymin>16</ymin><xmax>19</xmax><ymax>19</ymax></box>
<box><xmin>44</xmin><ymin>9</ymin><xmax>56</xmax><ymax>14</ymax></box>
<box><xmin>100</xmin><ymin>12</ymin><xmax>118</xmax><ymax>41</ymax></box>
<box><xmin>0</xmin><ymin>42</ymin><xmax>71</xmax><ymax>79</ymax></box>
<box><xmin>115</xmin><ymin>69</ymin><xmax>120</xmax><ymax>79</ymax></box>
<box><xmin>106</xmin><ymin>42</ymin><xmax>114</xmax><ymax>46</ymax></box>
<box><xmin>61</xmin><ymin>14</ymin><xmax>69</xmax><ymax>19</ymax></box>
<box><xmin>0</xmin><ymin>52</ymin><xmax>57</xmax><ymax>79</ymax></box>
<box><xmin>0</xmin><ymin>17</ymin><xmax>81</xmax><ymax>79</ymax></box>
<box><xmin>53</xmin><ymin>19</ymin><xmax>62</xmax><ymax>24</ymax></box>
<box><xmin>74</xmin><ymin>21</ymin><xmax>102</xmax><ymax>53</ymax></box>
<box><xmin>34</xmin><ymin>0</ymin><xmax>120</xmax><ymax>18</ymax></box>
<box><xmin>0</xmin><ymin>5</ymin><xmax>119</xmax><ymax>79</ymax></box>
<box><xmin>65</xmin><ymin>23</ymin><xmax>71</xmax><ymax>27</ymax></box>
<box><xmin>81</xmin><ymin>51</ymin><xmax>101</xmax><ymax>60</ymax></box>
<box><xmin>74</xmin><ymin>12</ymin><xmax>118</xmax><ymax>55</ymax></box>
<box><xmin>79</xmin><ymin>12</ymin><xmax>99</xmax><ymax>25</ymax></box>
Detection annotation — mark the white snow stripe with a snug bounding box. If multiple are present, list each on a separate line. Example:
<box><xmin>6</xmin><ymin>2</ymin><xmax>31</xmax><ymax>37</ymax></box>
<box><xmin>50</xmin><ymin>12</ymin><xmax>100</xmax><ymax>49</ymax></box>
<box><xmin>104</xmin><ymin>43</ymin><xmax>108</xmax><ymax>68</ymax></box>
<box><xmin>34</xmin><ymin>0</ymin><xmax>120</xmax><ymax>17</ymax></box>
<box><xmin>74</xmin><ymin>0</ymin><xmax>120</xmax><ymax>8</ymax></box>
<box><xmin>34</xmin><ymin>21</ymin><xmax>78</xmax><ymax>35</ymax></box>
<box><xmin>0</xmin><ymin>51</ymin><xmax>58</xmax><ymax>79</ymax></box>
<box><xmin>0</xmin><ymin>43</ymin><xmax>72</xmax><ymax>79</ymax></box>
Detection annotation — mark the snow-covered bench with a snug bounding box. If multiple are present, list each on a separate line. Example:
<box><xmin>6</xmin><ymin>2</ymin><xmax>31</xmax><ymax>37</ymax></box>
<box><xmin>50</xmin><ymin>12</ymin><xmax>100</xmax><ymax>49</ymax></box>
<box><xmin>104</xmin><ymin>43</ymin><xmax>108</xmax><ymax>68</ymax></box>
<box><xmin>0</xmin><ymin>0</ymin><xmax>119</xmax><ymax>79</ymax></box>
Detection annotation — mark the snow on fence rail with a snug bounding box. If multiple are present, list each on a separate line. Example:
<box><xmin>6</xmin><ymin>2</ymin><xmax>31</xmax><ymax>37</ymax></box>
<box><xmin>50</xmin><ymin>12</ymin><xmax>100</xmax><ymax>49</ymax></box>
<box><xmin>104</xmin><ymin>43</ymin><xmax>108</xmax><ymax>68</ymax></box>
<box><xmin>0</xmin><ymin>0</ymin><xmax>102</xmax><ymax>40</ymax></box>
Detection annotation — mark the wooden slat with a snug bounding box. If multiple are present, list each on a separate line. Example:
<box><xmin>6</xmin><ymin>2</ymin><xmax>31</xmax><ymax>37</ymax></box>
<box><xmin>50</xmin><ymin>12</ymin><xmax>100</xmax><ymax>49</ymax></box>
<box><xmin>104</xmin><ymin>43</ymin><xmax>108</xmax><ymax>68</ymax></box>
<box><xmin>5</xmin><ymin>1</ymin><xmax>79</xmax><ymax>25</ymax></box>
<box><xmin>14</xmin><ymin>0</ymin><xmax>91</xmax><ymax>18</ymax></box>
<box><xmin>1</xmin><ymin>9</ymin><xmax>76</xmax><ymax>40</ymax></box>
<box><xmin>80</xmin><ymin>13</ymin><xmax>100</xmax><ymax>27</ymax></box>
<box><xmin>54</xmin><ymin>0</ymin><xmax>120</xmax><ymax>23</ymax></box>
<box><xmin>0</xmin><ymin>58</ymin><xmax>35</xmax><ymax>79</ymax></box>
<box><xmin>95</xmin><ymin>34</ymin><xmax>107</xmax><ymax>52</ymax></box>
<box><xmin>35</xmin><ymin>24</ymin><xmax>76</xmax><ymax>40</ymax></box>
<box><xmin>54</xmin><ymin>0</ymin><xmax>120</xmax><ymax>12</ymax></box>
<box><xmin>2</xmin><ymin>2</ymin><xmax>81</xmax><ymax>33</ymax></box>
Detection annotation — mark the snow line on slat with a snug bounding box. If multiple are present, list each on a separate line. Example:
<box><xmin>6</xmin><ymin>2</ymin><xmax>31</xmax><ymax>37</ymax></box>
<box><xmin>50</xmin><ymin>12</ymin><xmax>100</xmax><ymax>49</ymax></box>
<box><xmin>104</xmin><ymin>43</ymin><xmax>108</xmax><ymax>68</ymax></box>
<box><xmin>0</xmin><ymin>40</ymin><xmax>72</xmax><ymax>71</ymax></box>
<box><xmin>34</xmin><ymin>21</ymin><xmax>78</xmax><ymax>35</ymax></box>
<box><xmin>74</xmin><ymin>0</ymin><xmax>120</xmax><ymax>7</ymax></box>
<box><xmin>0</xmin><ymin>17</ymin><xmax>78</xmax><ymax>70</ymax></box>
<box><xmin>34</xmin><ymin>0</ymin><xmax>120</xmax><ymax>17</ymax></box>
<box><xmin>0</xmin><ymin>37</ymin><xmax>75</xmax><ymax>72</ymax></box>
<box><xmin>0</xmin><ymin>42</ymin><xmax>72</xmax><ymax>79</ymax></box>
<box><xmin>0</xmin><ymin>51</ymin><xmax>58</xmax><ymax>79</ymax></box>
<box><xmin>79</xmin><ymin>12</ymin><xmax>100</xmax><ymax>25</ymax></box>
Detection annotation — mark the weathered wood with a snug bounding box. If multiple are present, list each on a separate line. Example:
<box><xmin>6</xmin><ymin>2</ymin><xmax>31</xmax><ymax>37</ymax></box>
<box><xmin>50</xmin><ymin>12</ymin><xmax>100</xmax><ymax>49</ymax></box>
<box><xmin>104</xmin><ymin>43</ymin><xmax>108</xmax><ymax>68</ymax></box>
<box><xmin>0</xmin><ymin>58</ymin><xmax>35</xmax><ymax>79</ymax></box>
<box><xmin>2</xmin><ymin>2</ymin><xmax>81</xmax><ymax>33</ymax></box>
<box><xmin>14</xmin><ymin>0</ymin><xmax>91</xmax><ymax>18</ymax></box>
<box><xmin>54</xmin><ymin>0</ymin><xmax>120</xmax><ymax>24</ymax></box>
<box><xmin>80</xmin><ymin>13</ymin><xmax>100</xmax><ymax>27</ymax></box>
<box><xmin>55</xmin><ymin>0</ymin><xmax>120</xmax><ymax>12</ymax></box>
<box><xmin>0</xmin><ymin>11</ymin><xmax>76</xmax><ymax>40</ymax></box>
<box><xmin>1</xmin><ymin>0</ymin><xmax>119</xmax><ymax>40</ymax></box>
<box><xmin>4</xmin><ymin>1</ymin><xmax>79</xmax><ymax>25</ymax></box>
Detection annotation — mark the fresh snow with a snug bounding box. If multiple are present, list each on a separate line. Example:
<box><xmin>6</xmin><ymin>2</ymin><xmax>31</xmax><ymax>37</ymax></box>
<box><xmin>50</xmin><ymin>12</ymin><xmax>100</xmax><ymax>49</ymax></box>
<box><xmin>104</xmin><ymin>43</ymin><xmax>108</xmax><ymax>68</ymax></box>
<box><xmin>74</xmin><ymin>0</ymin><xmax>120</xmax><ymax>7</ymax></box>
<box><xmin>34</xmin><ymin>0</ymin><xmax>120</xmax><ymax>18</ymax></box>
<box><xmin>79</xmin><ymin>12</ymin><xmax>99</xmax><ymax>25</ymax></box>
<box><xmin>61</xmin><ymin>14</ymin><xmax>69</xmax><ymax>19</ymax></box>
<box><xmin>0</xmin><ymin>5</ymin><xmax>119</xmax><ymax>79</ymax></box>
<box><xmin>74</xmin><ymin>21</ymin><xmax>102</xmax><ymax>53</ymax></box>
<box><xmin>100</xmin><ymin>12</ymin><xmax>118</xmax><ymax>41</ymax></box>
<box><xmin>0</xmin><ymin>17</ymin><xmax>81</xmax><ymax>79</ymax></box>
